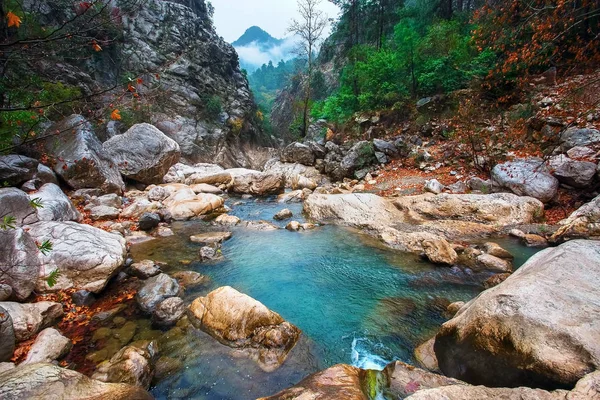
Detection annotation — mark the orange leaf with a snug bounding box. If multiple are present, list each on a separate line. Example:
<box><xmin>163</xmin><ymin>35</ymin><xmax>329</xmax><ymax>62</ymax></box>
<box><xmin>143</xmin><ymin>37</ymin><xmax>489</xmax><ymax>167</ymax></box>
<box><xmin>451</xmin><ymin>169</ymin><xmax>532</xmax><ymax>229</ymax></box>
<box><xmin>110</xmin><ymin>109</ymin><xmax>121</xmax><ymax>120</ymax></box>
<box><xmin>7</xmin><ymin>11</ymin><xmax>21</xmax><ymax>28</ymax></box>
<box><xmin>92</xmin><ymin>40</ymin><xmax>102</xmax><ymax>52</ymax></box>
<box><xmin>136</xmin><ymin>78</ymin><xmax>143</xmax><ymax>84</ymax></box>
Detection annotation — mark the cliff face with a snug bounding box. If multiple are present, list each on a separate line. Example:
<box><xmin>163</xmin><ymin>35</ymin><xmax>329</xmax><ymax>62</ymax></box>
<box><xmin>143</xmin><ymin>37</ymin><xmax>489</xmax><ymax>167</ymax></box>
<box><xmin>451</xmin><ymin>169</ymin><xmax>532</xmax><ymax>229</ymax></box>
<box><xmin>23</xmin><ymin>0</ymin><xmax>272</xmax><ymax>168</ymax></box>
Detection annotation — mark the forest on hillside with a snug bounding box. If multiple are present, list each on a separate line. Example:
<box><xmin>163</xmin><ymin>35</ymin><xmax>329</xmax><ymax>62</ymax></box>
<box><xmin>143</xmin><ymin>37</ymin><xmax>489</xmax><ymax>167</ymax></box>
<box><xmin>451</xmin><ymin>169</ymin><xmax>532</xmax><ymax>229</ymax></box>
<box><xmin>257</xmin><ymin>0</ymin><xmax>600</xmax><ymax>139</ymax></box>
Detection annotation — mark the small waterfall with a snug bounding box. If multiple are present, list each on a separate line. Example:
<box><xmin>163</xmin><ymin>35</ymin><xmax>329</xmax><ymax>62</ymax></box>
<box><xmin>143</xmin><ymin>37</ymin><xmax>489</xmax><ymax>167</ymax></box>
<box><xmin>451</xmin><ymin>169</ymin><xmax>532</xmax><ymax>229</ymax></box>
<box><xmin>350</xmin><ymin>337</ymin><xmax>390</xmax><ymax>371</ymax></box>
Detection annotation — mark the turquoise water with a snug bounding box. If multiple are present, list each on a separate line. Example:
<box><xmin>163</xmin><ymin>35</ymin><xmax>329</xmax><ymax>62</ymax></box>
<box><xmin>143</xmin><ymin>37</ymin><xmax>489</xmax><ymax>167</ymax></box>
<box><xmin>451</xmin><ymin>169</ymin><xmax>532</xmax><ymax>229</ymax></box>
<box><xmin>130</xmin><ymin>197</ymin><xmax>539</xmax><ymax>399</ymax></box>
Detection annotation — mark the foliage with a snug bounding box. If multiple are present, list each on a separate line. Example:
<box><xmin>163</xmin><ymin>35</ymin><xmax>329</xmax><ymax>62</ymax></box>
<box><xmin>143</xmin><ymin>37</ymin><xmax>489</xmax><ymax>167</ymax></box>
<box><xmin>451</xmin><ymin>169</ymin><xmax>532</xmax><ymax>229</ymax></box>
<box><xmin>229</xmin><ymin>118</ymin><xmax>243</xmax><ymax>135</ymax></box>
<box><xmin>205</xmin><ymin>95</ymin><xmax>223</xmax><ymax>119</ymax></box>
<box><xmin>37</xmin><ymin>240</ymin><xmax>53</xmax><ymax>256</ymax></box>
<box><xmin>0</xmin><ymin>216</ymin><xmax>16</xmax><ymax>230</ymax></box>
<box><xmin>45</xmin><ymin>269</ymin><xmax>61</xmax><ymax>288</ymax></box>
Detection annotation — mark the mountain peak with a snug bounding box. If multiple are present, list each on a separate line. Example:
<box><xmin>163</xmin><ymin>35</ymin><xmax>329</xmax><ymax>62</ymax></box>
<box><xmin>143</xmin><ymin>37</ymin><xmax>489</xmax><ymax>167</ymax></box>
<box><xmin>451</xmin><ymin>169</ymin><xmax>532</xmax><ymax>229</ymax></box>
<box><xmin>232</xmin><ymin>26</ymin><xmax>283</xmax><ymax>48</ymax></box>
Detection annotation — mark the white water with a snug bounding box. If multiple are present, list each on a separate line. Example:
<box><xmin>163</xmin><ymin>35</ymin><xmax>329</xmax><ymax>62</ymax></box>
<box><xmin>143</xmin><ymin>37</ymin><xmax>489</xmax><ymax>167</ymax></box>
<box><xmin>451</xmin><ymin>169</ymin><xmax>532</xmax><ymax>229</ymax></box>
<box><xmin>350</xmin><ymin>337</ymin><xmax>390</xmax><ymax>371</ymax></box>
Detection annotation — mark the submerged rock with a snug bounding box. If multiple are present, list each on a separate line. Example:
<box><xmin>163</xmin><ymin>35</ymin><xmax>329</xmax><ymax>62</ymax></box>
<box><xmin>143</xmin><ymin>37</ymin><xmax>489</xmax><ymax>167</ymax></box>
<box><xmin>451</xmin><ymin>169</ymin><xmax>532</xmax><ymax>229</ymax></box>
<box><xmin>435</xmin><ymin>240</ymin><xmax>600</xmax><ymax>389</ymax></box>
<box><xmin>187</xmin><ymin>286</ymin><xmax>301</xmax><ymax>372</ymax></box>
<box><xmin>171</xmin><ymin>271</ymin><xmax>209</xmax><ymax>288</ymax></box>
<box><xmin>189</xmin><ymin>231</ymin><xmax>232</xmax><ymax>244</ymax></box>
<box><xmin>0</xmin><ymin>363</ymin><xmax>153</xmax><ymax>400</ymax></box>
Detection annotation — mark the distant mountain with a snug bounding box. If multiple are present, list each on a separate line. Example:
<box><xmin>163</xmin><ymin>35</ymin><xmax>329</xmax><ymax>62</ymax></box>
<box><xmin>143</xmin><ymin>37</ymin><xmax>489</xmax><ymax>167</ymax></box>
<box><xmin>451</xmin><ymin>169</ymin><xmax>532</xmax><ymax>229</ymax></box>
<box><xmin>232</xmin><ymin>26</ymin><xmax>283</xmax><ymax>49</ymax></box>
<box><xmin>232</xmin><ymin>26</ymin><xmax>296</xmax><ymax>73</ymax></box>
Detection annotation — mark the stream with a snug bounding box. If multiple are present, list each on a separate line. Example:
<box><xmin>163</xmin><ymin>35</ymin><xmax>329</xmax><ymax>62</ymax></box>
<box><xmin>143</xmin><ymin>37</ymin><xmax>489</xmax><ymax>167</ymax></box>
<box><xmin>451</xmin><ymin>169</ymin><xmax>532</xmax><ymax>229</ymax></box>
<box><xmin>126</xmin><ymin>195</ymin><xmax>540</xmax><ymax>400</ymax></box>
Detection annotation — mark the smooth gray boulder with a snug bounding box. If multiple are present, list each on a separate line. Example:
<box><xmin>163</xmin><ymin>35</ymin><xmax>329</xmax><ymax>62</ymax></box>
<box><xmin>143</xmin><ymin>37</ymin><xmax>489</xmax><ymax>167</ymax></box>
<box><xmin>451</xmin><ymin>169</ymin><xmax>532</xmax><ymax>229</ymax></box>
<box><xmin>492</xmin><ymin>158</ymin><xmax>559</xmax><ymax>203</ymax></box>
<box><xmin>0</xmin><ymin>301</ymin><xmax>63</xmax><ymax>342</ymax></box>
<box><xmin>0</xmin><ymin>188</ymin><xmax>38</xmax><ymax>225</ymax></box>
<box><xmin>435</xmin><ymin>240</ymin><xmax>600</xmax><ymax>389</ymax></box>
<box><xmin>103</xmin><ymin>123</ymin><xmax>181</xmax><ymax>184</ymax></box>
<box><xmin>0</xmin><ymin>306</ymin><xmax>15</xmax><ymax>362</ymax></box>
<box><xmin>26</xmin><ymin>221</ymin><xmax>126</xmax><ymax>293</ymax></box>
<box><xmin>0</xmin><ymin>155</ymin><xmax>38</xmax><ymax>186</ymax></box>
<box><xmin>32</xmin><ymin>183</ymin><xmax>80</xmax><ymax>222</ymax></box>
<box><xmin>0</xmin><ymin>363</ymin><xmax>153</xmax><ymax>400</ymax></box>
<box><xmin>29</xmin><ymin>115</ymin><xmax>125</xmax><ymax>194</ymax></box>
<box><xmin>0</xmin><ymin>228</ymin><xmax>41</xmax><ymax>301</ymax></box>
<box><xmin>226</xmin><ymin>168</ymin><xmax>285</xmax><ymax>196</ymax></box>
<box><xmin>560</xmin><ymin>127</ymin><xmax>600</xmax><ymax>151</ymax></box>
<box><xmin>547</xmin><ymin>155</ymin><xmax>597</xmax><ymax>188</ymax></box>
<box><xmin>23</xmin><ymin>328</ymin><xmax>72</xmax><ymax>364</ymax></box>
<box><xmin>136</xmin><ymin>273</ymin><xmax>180</xmax><ymax>314</ymax></box>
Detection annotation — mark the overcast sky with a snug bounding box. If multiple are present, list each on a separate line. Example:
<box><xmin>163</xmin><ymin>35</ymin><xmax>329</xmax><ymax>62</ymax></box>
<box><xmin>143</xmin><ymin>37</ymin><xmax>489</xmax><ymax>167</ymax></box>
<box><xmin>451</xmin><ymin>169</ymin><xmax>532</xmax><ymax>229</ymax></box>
<box><xmin>212</xmin><ymin>0</ymin><xmax>340</xmax><ymax>43</ymax></box>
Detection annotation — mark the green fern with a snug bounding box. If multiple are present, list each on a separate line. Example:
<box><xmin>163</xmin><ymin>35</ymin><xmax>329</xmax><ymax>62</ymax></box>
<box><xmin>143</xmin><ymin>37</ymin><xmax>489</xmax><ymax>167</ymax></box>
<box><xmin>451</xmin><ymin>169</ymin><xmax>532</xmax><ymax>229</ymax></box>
<box><xmin>0</xmin><ymin>215</ymin><xmax>16</xmax><ymax>230</ymax></box>
<box><xmin>29</xmin><ymin>198</ymin><xmax>44</xmax><ymax>209</ymax></box>
<box><xmin>46</xmin><ymin>269</ymin><xmax>60</xmax><ymax>288</ymax></box>
<box><xmin>37</xmin><ymin>240</ymin><xmax>53</xmax><ymax>255</ymax></box>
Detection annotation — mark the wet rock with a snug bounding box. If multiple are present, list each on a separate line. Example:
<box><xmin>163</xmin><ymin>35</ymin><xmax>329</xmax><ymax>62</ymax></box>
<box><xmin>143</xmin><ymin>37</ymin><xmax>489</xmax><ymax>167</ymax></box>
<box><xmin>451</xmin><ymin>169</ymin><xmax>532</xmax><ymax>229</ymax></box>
<box><xmin>227</xmin><ymin>168</ymin><xmax>285</xmax><ymax>196</ymax></box>
<box><xmin>138</xmin><ymin>212</ymin><xmax>160</xmax><ymax>231</ymax></box>
<box><xmin>0</xmin><ymin>155</ymin><xmax>39</xmax><ymax>186</ymax></box>
<box><xmin>213</xmin><ymin>214</ymin><xmax>241</xmax><ymax>226</ymax></box>
<box><xmin>422</xmin><ymin>238</ymin><xmax>458</xmax><ymax>265</ymax></box>
<box><xmin>551</xmin><ymin>194</ymin><xmax>600</xmax><ymax>242</ymax></box>
<box><xmin>285</xmin><ymin>221</ymin><xmax>302</xmax><ymax>231</ymax></box>
<box><xmin>281</xmin><ymin>142</ymin><xmax>316</xmax><ymax>166</ymax></box>
<box><xmin>0</xmin><ymin>363</ymin><xmax>153</xmax><ymax>399</ymax></box>
<box><xmin>187</xmin><ymin>286</ymin><xmax>301</xmax><ymax>372</ymax></box>
<box><xmin>171</xmin><ymin>271</ymin><xmax>209</xmax><ymax>288</ymax></box>
<box><xmin>0</xmin><ymin>188</ymin><xmax>39</xmax><ymax>225</ymax></box>
<box><xmin>27</xmin><ymin>221</ymin><xmax>126</xmax><ymax>293</ymax></box>
<box><xmin>560</xmin><ymin>127</ymin><xmax>600</xmax><ymax>152</ymax></box>
<box><xmin>190</xmin><ymin>231</ymin><xmax>232</xmax><ymax>244</ymax></box>
<box><xmin>154</xmin><ymin>356</ymin><xmax>182</xmax><ymax>380</ymax></box>
<box><xmin>30</xmin><ymin>115</ymin><xmax>125</xmax><ymax>194</ymax></box>
<box><xmin>92</xmin><ymin>343</ymin><xmax>157</xmax><ymax>389</ymax></box>
<box><xmin>0</xmin><ymin>228</ymin><xmax>41</xmax><ymax>300</ymax></box>
<box><xmin>128</xmin><ymin>260</ymin><xmax>161</xmax><ymax>279</ymax></box>
<box><xmin>199</xmin><ymin>246</ymin><xmax>223</xmax><ymax>261</ymax></box>
<box><xmin>415</xmin><ymin>338</ymin><xmax>439</xmax><ymax>372</ymax></box>
<box><xmin>258</xmin><ymin>364</ymin><xmax>367</xmax><ymax>400</ymax></box>
<box><xmin>447</xmin><ymin>301</ymin><xmax>465</xmax><ymax>316</ymax></box>
<box><xmin>103</xmin><ymin>123</ymin><xmax>181</xmax><ymax>184</ymax></box>
<box><xmin>0</xmin><ymin>306</ymin><xmax>15</xmax><ymax>362</ymax></box>
<box><xmin>273</xmin><ymin>208</ymin><xmax>293</xmax><ymax>221</ymax></box>
<box><xmin>483</xmin><ymin>242</ymin><xmax>513</xmax><ymax>259</ymax></box>
<box><xmin>23</xmin><ymin>328</ymin><xmax>72</xmax><ymax>364</ymax></box>
<box><xmin>384</xmin><ymin>361</ymin><xmax>467</xmax><ymax>398</ymax></box>
<box><xmin>0</xmin><ymin>301</ymin><xmax>63</xmax><ymax>342</ymax></box>
<box><xmin>136</xmin><ymin>273</ymin><xmax>180</xmax><ymax>314</ymax></box>
<box><xmin>483</xmin><ymin>273</ymin><xmax>511</xmax><ymax>289</ymax></box>
<box><xmin>424</xmin><ymin>179</ymin><xmax>444</xmax><ymax>194</ymax></box>
<box><xmin>547</xmin><ymin>155</ymin><xmax>597</xmax><ymax>188</ymax></box>
<box><xmin>30</xmin><ymin>183</ymin><xmax>80</xmax><ymax>222</ymax></box>
<box><xmin>153</xmin><ymin>297</ymin><xmax>185</xmax><ymax>327</ymax></box>
<box><xmin>491</xmin><ymin>158</ymin><xmax>558</xmax><ymax>203</ymax></box>
<box><xmin>404</xmin><ymin>385</ymin><xmax>567</xmax><ymax>399</ymax></box>
<box><xmin>475</xmin><ymin>254</ymin><xmax>512</xmax><ymax>273</ymax></box>
<box><xmin>435</xmin><ymin>240</ymin><xmax>600</xmax><ymax>389</ymax></box>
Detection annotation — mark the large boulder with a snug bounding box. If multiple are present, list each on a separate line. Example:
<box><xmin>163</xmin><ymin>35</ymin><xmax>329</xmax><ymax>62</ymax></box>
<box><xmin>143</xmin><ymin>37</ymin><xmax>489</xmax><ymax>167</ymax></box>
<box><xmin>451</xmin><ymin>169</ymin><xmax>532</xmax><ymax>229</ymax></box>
<box><xmin>435</xmin><ymin>240</ymin><xmax>600</xmax><ymax>389</ymax></box>
<box><xmin>103</xmin><ymin>123</ymin><xmax>181</xmax><ymax>184</ymax></box>
<box><xmin>551</xmin><ymin>194</ymin><xmax>600</xmax><ymax>242</ymax></box>
<box><xmin>547</xmin><ymin>155</ymin><xmax>597</xmax><ymax>188</ymax></box>
<box><xmin>23</xmin><ymin>328</ymin><xmax>72</xmax><ymax>364</ymax></box>
<box><xmin>0</xmin><ymin>155</ymin><xmax>38</xmax><ymax>186</ymax></box>
<box><xmin>0</xmin><ymin>306</ymin><xmax>15</xmax><ymax>362</ymax></box>
<box><xmin>341</xmin><ymin>141</ymin><xmax>377</xmax><ymax>178</ymax></box>
<box><xmin>259</xmin><ymin>364</ymin><xmax>368</xmax><ymax>400</ymax></box>
<box><xmin>27</xmin><ymin>115</ymin><xmax>125</xmax><ymax>194</ymax></box>
<box><xmin>263</xmin><ymin>159</ymin><xmax>323</xmax><ymax>188</ymax></box>
<box><xmin>136</xmin><ymin>273</ymin><xmax>180</xmax><ymax>314</ymax></box>
<box><xmin>226</xmin><ymin>168</ymin><xmax>285</xmax><ymax>196</ymax></box>
<box><xmin>560</xmin><ymin>127</ymin><xmax>600</xmax><ymax>151</ymax></box>
<box><xmin>163</xmin><ymin>188</ymin><xmax>224</xmax><ymax>220</ymax></box>
<box><xmin>0</xmin><ymin>363</ymin><xmax>153</xmax><ymax>400</ymax></box>
<box><xmin>492</xmin><ymin>159</ymin><xmax>559</xmax><ymax>203</ymax></box>
<box><xmin>26</xmin><ymin>221</ymin><xmax>126</xmax><ymax>293</ymax></box>
<box><xmin>281</xmin><ymin>142</ymin><xmax>316</xmax><ymax>166</ymax></box>
<box><xmin>31</xmin><ymin>183</ymin><xmax>80</xmax><ymax>222</ymax></box>
<box><xmin>0</xmin><ymin>228</ymin><xmax>41</xmax><ymax>301</ymax></box>
<box><xmin>383</xmin><ymin>361</ymin><xmax>467</xmax><ymax>398</ymax></box>
<box><xmin>0</xmin><ymin>188</ymin><xmax>39</xmax><ymax>225</ymax></box>
<box><xmin>187</xmin><ymin>286</ymin><xmax>301</xmax><ymax>372</ymax></box>
<box><xmin>0</xmin><ymin>302</ymin><xmax>63</xmax><ymax>342</ymax></box>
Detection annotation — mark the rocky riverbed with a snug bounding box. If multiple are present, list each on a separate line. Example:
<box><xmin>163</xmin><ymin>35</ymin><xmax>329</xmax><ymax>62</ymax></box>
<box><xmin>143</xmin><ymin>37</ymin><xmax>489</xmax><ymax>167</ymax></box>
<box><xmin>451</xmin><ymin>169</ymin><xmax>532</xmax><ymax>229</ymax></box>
<box><xmin>2</xmin><ymin>121</ymin><xmax>600</xmax><ymax>399</ymax></box>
